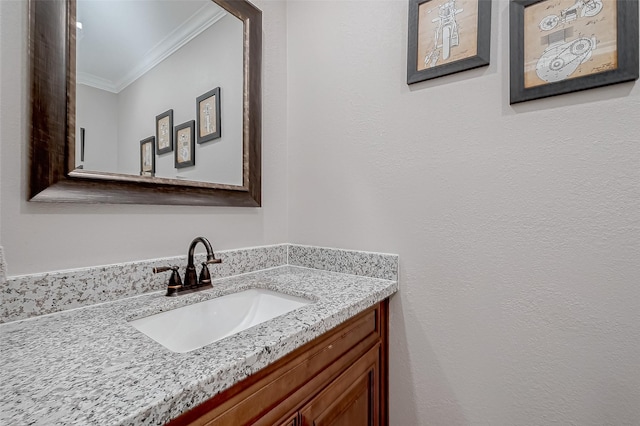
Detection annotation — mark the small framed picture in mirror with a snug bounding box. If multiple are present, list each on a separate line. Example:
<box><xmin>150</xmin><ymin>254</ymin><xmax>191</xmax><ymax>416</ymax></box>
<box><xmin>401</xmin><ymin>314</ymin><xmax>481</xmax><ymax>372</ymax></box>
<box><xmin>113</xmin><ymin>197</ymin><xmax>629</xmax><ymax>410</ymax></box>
<box><xmin>140</xmin><ymin>136</ymin><xmax>155</xmax><ymax>177</ymax></box>
<box><xmin>155</xmin><ymin>109</ymin><xmax>173</xmax><ymax>154</ymax></box>
<box><xmin>80</xmin><ymin>127</ymin><xmax>85</xmax><ymax>162</ymax></box>
<box><xmin>196</xmin><ymin>87</ymin><xmax>221</xmax><ymax>144</ymax></box>
<box><xmin>175</xmin><ymin>120</ymin><xmax>196</xmax><ymax>168</ymax></box>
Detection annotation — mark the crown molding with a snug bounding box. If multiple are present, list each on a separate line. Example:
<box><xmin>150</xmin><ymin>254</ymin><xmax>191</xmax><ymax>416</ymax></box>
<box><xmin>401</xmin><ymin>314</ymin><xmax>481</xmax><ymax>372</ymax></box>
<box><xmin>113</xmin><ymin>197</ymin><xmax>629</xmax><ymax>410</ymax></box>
<box><xmin>77</xmin><ymin>5</ymin><xmax>227</xmax><ymax>93</ymax></box>
<box><xmin>77</xmin><ymin>72</ymin><xmax>118</xmax><ymax>93</ymax></box>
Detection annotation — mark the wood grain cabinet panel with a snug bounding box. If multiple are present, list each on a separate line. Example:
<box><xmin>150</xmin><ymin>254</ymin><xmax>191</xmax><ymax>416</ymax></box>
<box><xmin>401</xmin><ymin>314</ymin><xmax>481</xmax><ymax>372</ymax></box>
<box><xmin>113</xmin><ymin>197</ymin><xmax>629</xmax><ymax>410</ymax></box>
<box><xmin>277</xmin><ymin>413</ymin><xmax>300</xmax><ymax>426</ymax></box>
<box><xmin>300</xmin><ymin>345</ymin><xmax>380</xmax><ymax>426</ymax></box>
<box><xmin>169</xmin><ymin>300</ymin><xmax>389</xmax><ymax>426</ymax></box>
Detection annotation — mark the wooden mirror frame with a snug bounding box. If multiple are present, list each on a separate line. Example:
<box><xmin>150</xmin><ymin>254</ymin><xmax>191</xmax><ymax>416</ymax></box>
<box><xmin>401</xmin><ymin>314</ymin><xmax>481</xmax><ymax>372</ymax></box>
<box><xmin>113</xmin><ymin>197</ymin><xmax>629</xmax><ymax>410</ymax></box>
<box><xmin>28</xmin><ymin>0</ymin><xmax>261</xmax><ymax>206</ymax></box>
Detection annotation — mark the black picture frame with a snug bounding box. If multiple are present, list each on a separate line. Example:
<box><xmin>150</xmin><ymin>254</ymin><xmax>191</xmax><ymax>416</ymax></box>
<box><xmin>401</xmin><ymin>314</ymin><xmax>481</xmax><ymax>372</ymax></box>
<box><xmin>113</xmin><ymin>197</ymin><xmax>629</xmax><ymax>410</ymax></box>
<box><xmin>80</xmin><ymin>127</ymin><xmax>85</xmax><ymax>162</ymax></box>
<box><xmin>140</xmin><ymin>136</ymin><xmax>155</xmax><ymax>177</ymax></box>
<box><xmin>174</xmin><ymin>120</ymin><xmax>196</xmax><ymax>168</ymax></box>
<box><xmin>509</xmin><ymin>0</ymin><xmax>639</xmax><ymax>104</ymax></box>
<box><xmin>196</xmin><ymin>87</ymin><xmax>222</xmax><ymax>144</ymax></box>
<box><xmin>407</xmin><ymin>0</ymin><xmax>491</xmax><ymax>84</ymax></box>
<box><xmin>155</xmin><ymin>109</ymin><xmax>173</xmax><ymax>154</ymax></box>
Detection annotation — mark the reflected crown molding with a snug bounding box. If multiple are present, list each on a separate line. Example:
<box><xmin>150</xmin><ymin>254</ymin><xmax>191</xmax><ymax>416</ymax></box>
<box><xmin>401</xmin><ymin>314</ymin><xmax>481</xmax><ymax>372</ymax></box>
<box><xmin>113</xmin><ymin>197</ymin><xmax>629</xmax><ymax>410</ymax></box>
<box><xmin>77</xmin><ymin>5</ymin><xmax>227</xmax><ymax>94</ymax></box>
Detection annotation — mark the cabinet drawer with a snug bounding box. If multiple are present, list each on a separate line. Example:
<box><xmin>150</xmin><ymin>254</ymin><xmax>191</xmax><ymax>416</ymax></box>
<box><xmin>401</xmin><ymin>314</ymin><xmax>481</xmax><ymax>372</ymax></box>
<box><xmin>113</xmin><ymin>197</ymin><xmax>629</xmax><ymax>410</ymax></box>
<box><xmin>277</xmin><ymin>412</ymin><xmax>299</xmax><ymax>426</ymax></box>
<box><xmin>170</xmin><ymin>303</ymin><xmax>384</xmax><ymax>426</ymax></box>
<box><xmin>300</xmin><ymin>344</ymin><xmax>380</xmax><ymax>426</ymax></box>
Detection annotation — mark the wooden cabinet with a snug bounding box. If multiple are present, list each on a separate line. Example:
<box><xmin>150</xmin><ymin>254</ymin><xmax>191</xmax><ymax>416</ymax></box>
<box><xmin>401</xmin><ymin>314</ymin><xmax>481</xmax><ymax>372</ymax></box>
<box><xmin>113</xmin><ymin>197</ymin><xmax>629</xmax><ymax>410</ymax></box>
<box><xmin>300</xmin><ymin>345</ymin><xmax>379</xmax><ymax>426</ymax></box>
<box><xmin>168</xmin><ymin>300</ymin><xmax>389</xmax><ymax>426</ymax></box>
<box><xmin>277</xmin><ymin>413</ymin><xmax>299</xmax><ymax>426</ymax></box>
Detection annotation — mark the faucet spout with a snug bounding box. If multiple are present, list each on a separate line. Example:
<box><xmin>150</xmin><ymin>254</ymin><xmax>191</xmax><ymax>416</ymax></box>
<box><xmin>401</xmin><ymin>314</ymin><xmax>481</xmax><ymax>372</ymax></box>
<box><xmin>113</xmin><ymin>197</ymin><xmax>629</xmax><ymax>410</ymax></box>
<box><xmin>187</xmin><ymin>236</ymin><xmax>215</xmax><ymax>268</ymax></box>
<box><xmin>154</xmin><ymin>236</ymin><xmax>221</xmax><ymax>296</ymax></box>
<box><xmin>184</xmin><ymin>237</ymin><xmax>220</xmax><ymax>288</ymax></box>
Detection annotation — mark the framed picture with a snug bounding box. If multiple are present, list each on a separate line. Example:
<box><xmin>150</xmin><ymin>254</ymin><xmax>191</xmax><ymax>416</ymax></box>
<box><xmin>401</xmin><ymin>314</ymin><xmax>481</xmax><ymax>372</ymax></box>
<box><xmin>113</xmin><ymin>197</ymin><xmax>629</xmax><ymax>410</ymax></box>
<box><xmin>80</xmin><ymin>127</ymin><xmax>85</xmax><ymax>162</ymax></box>
<box><xmin>407</xmin><ymin>0</ymin><xmax>491</xmax><ymax>84</ymax></box>
<box><xmin>155</xmin><ymin>109</ymin><xmax>173</xmax><ymax>154</ymax></box>
<box><xmin>196</xmin><ymin>87</ymin><xmax>221</xmax><ymax>144</ymax></box>
<box><xmin>140</xmin><ymin>136</ymin><xmax>155</xmax><ymax>176</ymax></box>
<box><xmin>510</xmin><ymin>0</ymin><xmax>639</xmax><ymax>104</ymax></box>
<box><xmin>175</xmin><ymin>120</ymin><xmax>195</xmax><ymax>168</ymax></box>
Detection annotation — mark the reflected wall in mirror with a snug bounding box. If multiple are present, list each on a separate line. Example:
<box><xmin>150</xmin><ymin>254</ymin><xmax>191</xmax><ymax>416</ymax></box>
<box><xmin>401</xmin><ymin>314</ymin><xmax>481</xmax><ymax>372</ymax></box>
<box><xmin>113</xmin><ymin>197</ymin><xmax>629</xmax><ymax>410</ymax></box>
<box><xmin>76</xmin><ymin>0</ymin><xmax>242</xmax><ymax>185</ymax></box>
<box><xmin>28</xmin><ymin>0</ymin><xmax>261</xmax><ymax>206</ymax></box>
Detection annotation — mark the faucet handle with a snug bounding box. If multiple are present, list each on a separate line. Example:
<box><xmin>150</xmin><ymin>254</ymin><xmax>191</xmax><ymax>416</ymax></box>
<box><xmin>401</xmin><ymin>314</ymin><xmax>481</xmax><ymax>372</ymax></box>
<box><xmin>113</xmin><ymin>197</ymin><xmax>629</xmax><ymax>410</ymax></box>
<box><xmin>153</xmin><ymin>266</ymin><xmax>183</xmax><ymax>297</ymax></box>
<box><xmin>198</xmin><ymin>257</ymin><xmax>220</xmax><ymax>286</ymax></box>
<box><xmin>198</xmin><ymin>262</ymin><xmax>211</xmax><ymax>285</ymax></box>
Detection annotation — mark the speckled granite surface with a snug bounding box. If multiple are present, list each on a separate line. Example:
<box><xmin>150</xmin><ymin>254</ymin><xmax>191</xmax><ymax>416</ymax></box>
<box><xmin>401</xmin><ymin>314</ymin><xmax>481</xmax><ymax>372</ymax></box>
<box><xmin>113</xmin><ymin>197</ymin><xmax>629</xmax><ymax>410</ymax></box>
<box><xmin>288</xmin><ymin>244</ymin><xmax>398</xmax><ymax>281</ymax></box>
<box><xmin>0</xmin><ymin>246</ymin><xmax>7</xmax><ymax>285</ymax></box>
<box><xmin>1</xmin><ymin>244</ymin><xmax>399</xmax><ymax>324</ymax></box>
<box><xmin>1</xmin><ymin>245</ymin><xmax>288</xmax><ymax>323</ymax></box>
<box><xmin>0</xmin><ymin>265</ymin><xmax>398</xmax><ymax>425</ymax></box>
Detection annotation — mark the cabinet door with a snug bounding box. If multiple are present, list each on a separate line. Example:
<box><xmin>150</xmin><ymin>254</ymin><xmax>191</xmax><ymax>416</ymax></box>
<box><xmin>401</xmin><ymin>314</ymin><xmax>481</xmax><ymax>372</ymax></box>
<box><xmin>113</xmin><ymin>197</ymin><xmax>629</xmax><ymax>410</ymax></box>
<box><xmin>278</xmin><ymin>413</ymin><xmax>299</xmax><ymax>426</ymax></box>
<box><xmin>300</xmin><ymin>345</ymin><xmax>380</xmax><ymax>426</ymax></box>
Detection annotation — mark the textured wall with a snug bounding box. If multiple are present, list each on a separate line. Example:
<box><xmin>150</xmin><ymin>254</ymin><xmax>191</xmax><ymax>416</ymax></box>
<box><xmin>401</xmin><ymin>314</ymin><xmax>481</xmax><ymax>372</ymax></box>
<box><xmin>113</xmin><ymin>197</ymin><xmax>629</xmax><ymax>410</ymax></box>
<box><xmin>0</xmin><ymin>0</ymin><xmax>289</xmax><ymax>275</ymax></box>
<box><xmin>76</xmin><ymin>84</ymin><xmax>119</xmax><ymax>172</ymax></box>
<box><xmin>286</xmin><ymin>1</ymin><xmax>640</xmax><ymax>425</ymax></box>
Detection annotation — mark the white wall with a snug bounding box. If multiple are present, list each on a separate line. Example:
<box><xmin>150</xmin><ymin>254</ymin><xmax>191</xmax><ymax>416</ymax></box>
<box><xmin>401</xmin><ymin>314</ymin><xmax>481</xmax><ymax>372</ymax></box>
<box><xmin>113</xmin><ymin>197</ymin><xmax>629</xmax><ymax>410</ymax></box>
<box><xmin>286</xmin><ymin>1</ymin><xmax>640</xmax><ymax>425</ymax></box>
<box><xmin>0</xmin><ymin>0</ymin><xmax>4</xmax><ymax>252</ymax></box>
<box><xmin>76</xmin><ymin>84</ymin><xmax>119</xmax><ymax>172</ymax></box>
<box><xmin>0</xmin><ymin>0</ymin><xmax>288</xmax><ymax>275</ymax></box>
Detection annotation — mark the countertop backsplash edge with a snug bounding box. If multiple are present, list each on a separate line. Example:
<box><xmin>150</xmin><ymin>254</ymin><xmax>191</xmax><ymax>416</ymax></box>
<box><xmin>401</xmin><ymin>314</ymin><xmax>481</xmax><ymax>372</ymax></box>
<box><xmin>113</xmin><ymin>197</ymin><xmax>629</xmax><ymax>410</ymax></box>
<box><xmin>0</xmin><ymin>244</ymin><xmax>288</xmax><ymax>323</ymax></box>
<box><xmin>0</xmin><ymin>244</ymin><xmax>398</xmax><ymax>323</ymax></box>
<box><xmin>287</xmin><ymin>243</ymin><xmax>398</xmax><ymax>281</ymax></box>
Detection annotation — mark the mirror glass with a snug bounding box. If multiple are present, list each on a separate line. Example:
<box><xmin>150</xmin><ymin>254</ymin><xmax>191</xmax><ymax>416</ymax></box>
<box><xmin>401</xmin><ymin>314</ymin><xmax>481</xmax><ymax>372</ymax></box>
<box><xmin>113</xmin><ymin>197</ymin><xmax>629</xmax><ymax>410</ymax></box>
<box><xmin>75</xmin><ymin>0</ymin><xmax>243</xmax><ymax>185</ymax></box>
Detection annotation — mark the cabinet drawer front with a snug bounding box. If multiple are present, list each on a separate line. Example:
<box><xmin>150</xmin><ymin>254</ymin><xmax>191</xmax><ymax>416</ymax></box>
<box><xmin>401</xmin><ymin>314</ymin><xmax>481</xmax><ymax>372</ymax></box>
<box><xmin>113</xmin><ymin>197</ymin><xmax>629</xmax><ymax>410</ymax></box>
<box><xmin>170</xmin><ymin>304</ymin><xmax>383</xmax><ymax>426</ymax></box>
<box><xmin>300</xmin><ymin>344</ymin><xmax>380</xmax><ymax>426</ymax></box>
<box><xmin>277</xmin><ymin>412</ymin><xmax>300</xmax><ymax>426</ymax></box>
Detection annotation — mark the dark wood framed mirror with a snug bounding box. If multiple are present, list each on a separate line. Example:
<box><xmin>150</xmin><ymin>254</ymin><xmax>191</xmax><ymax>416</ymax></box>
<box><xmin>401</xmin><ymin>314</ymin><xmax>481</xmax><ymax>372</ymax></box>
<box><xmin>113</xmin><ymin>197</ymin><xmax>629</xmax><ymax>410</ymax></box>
<box><xmin>28</xmin><ymin>0</ymin><xmax>261</xmax><ymax>206</ymax></box>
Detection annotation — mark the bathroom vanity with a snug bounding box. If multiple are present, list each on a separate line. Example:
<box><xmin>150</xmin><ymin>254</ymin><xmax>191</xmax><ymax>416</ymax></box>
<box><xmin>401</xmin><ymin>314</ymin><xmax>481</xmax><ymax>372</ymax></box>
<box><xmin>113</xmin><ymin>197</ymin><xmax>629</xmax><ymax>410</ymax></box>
<box><xmin>0</xmin><ymin>245</ymin><xmax>398</xmax><ymax>425</ymax></box>
<box><xmin>14</xmin><ymin>0</ymin><xmax>397</xmax><ymax>421</ymax></box>
<box><xmin>170</xmin><ymin>300</ymin><xmax>387</xmax><ymax>425</ymax></box>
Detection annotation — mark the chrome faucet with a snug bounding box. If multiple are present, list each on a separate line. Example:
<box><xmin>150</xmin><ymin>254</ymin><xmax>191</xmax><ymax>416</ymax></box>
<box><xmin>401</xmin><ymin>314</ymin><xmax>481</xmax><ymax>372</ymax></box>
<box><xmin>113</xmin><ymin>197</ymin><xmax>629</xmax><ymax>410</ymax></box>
<box><xmin>153</xmin><ymin>237</ymin><xmax>222</xmax><ymax>297</ymax></box>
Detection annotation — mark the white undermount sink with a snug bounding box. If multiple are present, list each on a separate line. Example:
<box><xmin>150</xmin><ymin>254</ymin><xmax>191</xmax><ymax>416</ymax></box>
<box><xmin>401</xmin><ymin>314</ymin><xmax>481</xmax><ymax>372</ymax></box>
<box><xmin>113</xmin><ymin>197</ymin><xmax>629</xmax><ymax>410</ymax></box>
<box><xmin>130</xmin><ymin>289</ymin><xmax>312</xmax><ymax>353</ymax></box>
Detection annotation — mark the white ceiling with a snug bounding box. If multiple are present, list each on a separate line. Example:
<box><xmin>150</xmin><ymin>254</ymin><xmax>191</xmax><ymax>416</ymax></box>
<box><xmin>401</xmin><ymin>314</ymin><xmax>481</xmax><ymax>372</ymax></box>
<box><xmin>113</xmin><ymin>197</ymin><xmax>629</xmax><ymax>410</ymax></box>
<box><xmin>76</xmin><ymin>0</ymin><xmax>226</xmax><ymax>93</ymax></box>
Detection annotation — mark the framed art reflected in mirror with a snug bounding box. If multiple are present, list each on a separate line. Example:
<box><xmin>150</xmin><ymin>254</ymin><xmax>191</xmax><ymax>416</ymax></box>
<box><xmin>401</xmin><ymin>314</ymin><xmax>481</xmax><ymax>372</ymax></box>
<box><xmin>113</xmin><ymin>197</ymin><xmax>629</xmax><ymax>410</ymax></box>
<box><xmin>175</xmin><ymin>120</ymin><xmax>196</xmax><ymax>168</ymax></box>
<box><xmin>140</xmin><ymin>136</ymin><xmax>155</xmax><ymax>177</ymax></box>
<box><xmin>197</xmin><ymin>87</ymin><xmax>222</xmax><ymax>144</ymax></box>
<box><xmin>156</xmin><ymin>110</ymin><xmax>173</xmax><ymax>155</ymax></box>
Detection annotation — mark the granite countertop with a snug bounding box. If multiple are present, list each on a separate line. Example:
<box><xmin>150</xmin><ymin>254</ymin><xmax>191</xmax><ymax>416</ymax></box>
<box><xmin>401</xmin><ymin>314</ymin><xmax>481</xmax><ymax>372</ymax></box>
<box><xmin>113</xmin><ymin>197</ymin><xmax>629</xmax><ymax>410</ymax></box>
<box><xmin>0</xmin><ymin>265</ymin><xmax>398</xmax><ymax>425</ymax></box>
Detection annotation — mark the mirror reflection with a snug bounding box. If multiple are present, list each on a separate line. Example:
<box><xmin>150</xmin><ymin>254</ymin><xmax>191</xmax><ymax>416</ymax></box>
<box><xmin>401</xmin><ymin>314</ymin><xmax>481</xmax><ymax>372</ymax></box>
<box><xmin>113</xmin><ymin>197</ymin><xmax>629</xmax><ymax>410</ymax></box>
<box><xmin>75</xmin><ymin>0</ymin><xmax>244</xmax><ymax>185</ymax></box>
